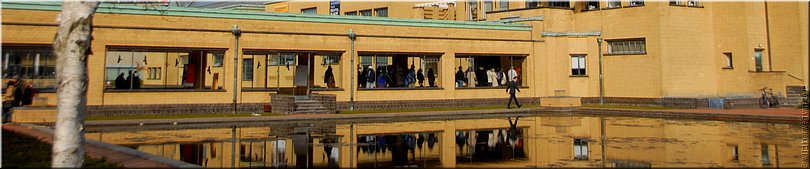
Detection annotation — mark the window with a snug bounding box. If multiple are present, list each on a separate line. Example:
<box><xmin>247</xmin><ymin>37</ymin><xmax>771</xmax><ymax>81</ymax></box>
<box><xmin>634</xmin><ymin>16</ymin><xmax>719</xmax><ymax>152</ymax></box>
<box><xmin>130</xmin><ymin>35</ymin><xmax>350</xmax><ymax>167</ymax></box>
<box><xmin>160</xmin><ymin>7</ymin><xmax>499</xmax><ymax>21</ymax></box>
<box><xmin>628</xmin><ymin>0</ymin><xmax>644</xmax><ymax>6</ymax></box>
<box><xmin>754</xmin><ymin>50</ymin><xmax>763</xmax><ymax>71</ymax></box>
<box><xmin>213</xmin><ymin>53</ymin><xmax>224</xmax><ymax>67</ymax></box>
<box><xmin>345</xmin><ymin>11</ymin><xmax>357</xmax><ymax>16</ymax></box>
<box><xmin>468</xmin><ymin>0</ymin><xmax>479</xmax><ymax>20</ymax></box>
<box><xmin>731</xmin><ymin>145</ymin><xmax>739</xmax><ymax>161</ymax></box>
<box><xmin>360</xmin><ymin>10</ymin><xmax>372</xmax><ymax>16</ymax></box>
<box><xmin>607</xmin><ymin>39</ymin><xmax>646</xmax><ymax>55</ymax></box>
<box><xmin>105</xmin><ymin>49</ymin><xmax>225</xmax><ymax>90</ymax></box>
<box><xmin>571</xmin><ymin>55</ymin><xmax>586</xmax><ymax>76</ymax></box>
<box><xmin>148</xmin><ymin>67</ymin><xmax>162</xmax><ymax>80</ymax></box>
<box><xmin>301</xmin><ymin>7</ymin><xmax>317</xmax><ymax>14</ymax></box>
<box><xmin>455</xmin><ymin>55</ymin><xmax>526</xmax><ymax>88</ymax></box>
<box><xmin>548</xmin><ymin>1</ymin><xmax>570</xmax><ymax>8</ymax></box>
<box><xmin>483</xmin><ymin>0</ymin><xmax>493</xmax><ymax>12</ymax></box>
<box><xmin>670</xmin><ymin>0</ymin><xmax>687</xmax><ymax>6</ymax></box>
<box><xmin>574</xmin><ymin>139</ymin><xmax>589</xmax><ymax>160</ymax></box>
<box><xmin>526</xmin><ymin>0</ymin><xmax>539</xmax><ymax>8</ymax></box>
<box><xmin>1</xmin><ymin>45</ymin><xmax>57</xmax><ymax>90</ymax></box>
<box><xmin>374</xmin><ymin>8</ymin><xmax>388</xmax><ymax>17</ymax></box>
<box><xmin>498</xmin><ymin>0</ymin><xmax>508</xmax><ymax>10</ymax></box>
<box><xmin>243</xmin><ymin>58</ymin><xmax>254</xmax><ymax>81</ymax></box>
<box><xmin>270</xmin><ymin>54</ymin><xmax>296</xmax><ymax>66</ymax></box>
<box><xmin>687</xmin><ymin>0</ymin><xmax>700</xmax><ymax>7</ymax></box>
<box><xmin>322</xmin><ymin>55</ymin><xmax>340</xmax><ymax>65</ymax></box>
<box><xmin>761</xmin><ymin>144</ymin><xmax>770</xmax><ymax>165</ymax></box>
<box><xmin>606</xmin><ymin>0</ymin><xmax>621</xmax><ymax>8</ymax></box>
<box><xmin>359</xmin><ymin>54</ymin><xmax>441</xmax><ymax>88</ymax></box>
<box><xmin>723</xmin><ymin>52</ymin><xmax>733</xmax><ymax>69</ymax></box>
<box><xmin>585</xmin><ymin>1</ymin><xmax>599</xmax><ymax>10</ymax></box>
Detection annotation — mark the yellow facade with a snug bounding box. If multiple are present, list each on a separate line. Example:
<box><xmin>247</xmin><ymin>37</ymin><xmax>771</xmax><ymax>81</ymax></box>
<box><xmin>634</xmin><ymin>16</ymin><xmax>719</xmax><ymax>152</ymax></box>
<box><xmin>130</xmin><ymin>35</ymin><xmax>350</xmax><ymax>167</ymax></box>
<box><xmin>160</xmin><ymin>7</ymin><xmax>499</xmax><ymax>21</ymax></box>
<box><xmin>1</xmin><ymin>1</ymin><xmax>807</xmax><ymax>107</ymax></box>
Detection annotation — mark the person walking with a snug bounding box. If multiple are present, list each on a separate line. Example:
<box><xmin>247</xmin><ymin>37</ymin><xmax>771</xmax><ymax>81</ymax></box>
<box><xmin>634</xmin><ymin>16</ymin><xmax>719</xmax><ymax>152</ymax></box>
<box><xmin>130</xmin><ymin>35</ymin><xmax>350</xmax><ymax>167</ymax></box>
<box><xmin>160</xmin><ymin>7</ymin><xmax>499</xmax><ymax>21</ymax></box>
<box><xmin>506</xmin><ymin>77</ymin><xmax>522</xmax><ymax>109</ymax></box>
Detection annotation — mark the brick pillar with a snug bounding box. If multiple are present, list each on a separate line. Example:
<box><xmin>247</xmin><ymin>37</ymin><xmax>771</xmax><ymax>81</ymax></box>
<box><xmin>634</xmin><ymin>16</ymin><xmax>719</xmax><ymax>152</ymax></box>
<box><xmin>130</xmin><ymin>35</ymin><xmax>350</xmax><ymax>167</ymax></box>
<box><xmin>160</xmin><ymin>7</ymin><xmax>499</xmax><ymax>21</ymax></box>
<box><xmin>440</xmin><ymin>121</ymin><xmax>456</xmax><ymax>168</ymax></box>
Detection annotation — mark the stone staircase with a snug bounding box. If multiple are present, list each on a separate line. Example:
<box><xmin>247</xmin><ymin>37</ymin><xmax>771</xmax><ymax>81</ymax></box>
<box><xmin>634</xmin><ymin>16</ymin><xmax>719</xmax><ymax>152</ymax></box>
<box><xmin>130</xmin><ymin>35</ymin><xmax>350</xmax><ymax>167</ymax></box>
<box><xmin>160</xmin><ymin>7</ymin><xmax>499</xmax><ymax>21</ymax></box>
<box><xmin>291</xmin><ymin>96</ymin><xmax>331</xmax><ymax>114</ymax></box>
<box><xmin>784</xmin><ymin>86</ymin><xmax>805</xmax><ymax>107</ymax></box>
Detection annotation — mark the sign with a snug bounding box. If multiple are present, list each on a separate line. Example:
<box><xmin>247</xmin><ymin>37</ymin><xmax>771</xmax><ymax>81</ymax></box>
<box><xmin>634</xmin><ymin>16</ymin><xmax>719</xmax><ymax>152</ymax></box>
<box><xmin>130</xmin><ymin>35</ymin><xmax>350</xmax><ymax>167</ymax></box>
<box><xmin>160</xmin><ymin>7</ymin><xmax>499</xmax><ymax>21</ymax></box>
<box><xmin>329</xmin><ymin>0</ymin><xmax>340</xmax><ymax>15</ymax></box>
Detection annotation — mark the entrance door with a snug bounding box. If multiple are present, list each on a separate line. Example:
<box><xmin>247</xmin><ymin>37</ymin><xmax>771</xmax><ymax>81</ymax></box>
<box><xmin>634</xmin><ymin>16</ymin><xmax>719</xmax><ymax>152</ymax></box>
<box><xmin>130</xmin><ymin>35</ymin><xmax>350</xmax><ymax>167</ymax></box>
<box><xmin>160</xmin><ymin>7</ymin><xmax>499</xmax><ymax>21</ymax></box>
<box><xmin>294</xmin><ymin>53</ymin><xmax>315</xmax><ymax>95</ymax></box>
<box><xmin>754</xmin><ymin>50</ymin><xmax>763</xmax><ymax>71</ymax></box>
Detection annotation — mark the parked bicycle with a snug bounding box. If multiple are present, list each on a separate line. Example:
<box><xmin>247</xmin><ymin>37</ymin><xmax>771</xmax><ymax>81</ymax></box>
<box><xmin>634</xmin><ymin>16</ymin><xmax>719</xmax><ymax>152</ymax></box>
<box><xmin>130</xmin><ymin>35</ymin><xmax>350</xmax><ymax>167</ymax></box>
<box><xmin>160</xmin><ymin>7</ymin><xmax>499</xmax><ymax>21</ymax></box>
<box><xmin>759</xmin><ymin>87</ymin><xmax>781</xmax><ymax>108</ymax></box>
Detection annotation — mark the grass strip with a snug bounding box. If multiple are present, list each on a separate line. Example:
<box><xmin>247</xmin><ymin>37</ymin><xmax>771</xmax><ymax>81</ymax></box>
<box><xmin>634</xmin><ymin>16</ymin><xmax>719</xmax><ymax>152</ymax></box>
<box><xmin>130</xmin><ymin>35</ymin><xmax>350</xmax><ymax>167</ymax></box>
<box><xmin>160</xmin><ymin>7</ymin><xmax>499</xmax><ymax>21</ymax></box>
<box><xmin>87</xmin><ymin>112</ymin><xmax>279</xmax><ymax>121</ymax></box>
<box><xmin>338</xmin><ymin>104</ymin><xmax>539</xmax><ymax>114</ymax></box>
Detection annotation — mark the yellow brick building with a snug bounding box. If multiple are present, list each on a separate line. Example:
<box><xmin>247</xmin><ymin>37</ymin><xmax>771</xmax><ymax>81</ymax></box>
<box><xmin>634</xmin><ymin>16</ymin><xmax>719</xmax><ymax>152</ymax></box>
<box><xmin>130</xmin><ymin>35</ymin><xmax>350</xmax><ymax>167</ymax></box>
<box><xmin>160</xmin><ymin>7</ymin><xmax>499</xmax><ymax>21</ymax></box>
<box><xmin>1</xmin><ymin>1</ymin><xmax>807</xmax><ymax>110</ymax></box>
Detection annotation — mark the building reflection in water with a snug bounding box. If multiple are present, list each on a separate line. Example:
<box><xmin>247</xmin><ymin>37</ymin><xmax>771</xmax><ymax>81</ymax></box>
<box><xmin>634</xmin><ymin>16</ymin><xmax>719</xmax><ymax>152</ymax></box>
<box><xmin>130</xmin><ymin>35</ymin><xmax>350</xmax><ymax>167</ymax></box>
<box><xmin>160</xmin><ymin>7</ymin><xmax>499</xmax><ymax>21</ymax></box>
<box><xmin>85</xmin><ymin>115</ymin><xmax>805</xmax><ymax>168</ymax></box>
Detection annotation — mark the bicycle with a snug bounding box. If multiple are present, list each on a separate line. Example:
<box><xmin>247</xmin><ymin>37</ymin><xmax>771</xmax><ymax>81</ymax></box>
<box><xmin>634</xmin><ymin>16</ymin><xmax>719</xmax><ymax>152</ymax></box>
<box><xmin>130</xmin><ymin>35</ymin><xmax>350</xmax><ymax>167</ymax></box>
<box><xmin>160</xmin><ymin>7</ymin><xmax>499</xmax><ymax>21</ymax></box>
<box><xmin>759</xmin><ymin>87</ymin><xmax>781</xmax><ymax>108</ymax></box>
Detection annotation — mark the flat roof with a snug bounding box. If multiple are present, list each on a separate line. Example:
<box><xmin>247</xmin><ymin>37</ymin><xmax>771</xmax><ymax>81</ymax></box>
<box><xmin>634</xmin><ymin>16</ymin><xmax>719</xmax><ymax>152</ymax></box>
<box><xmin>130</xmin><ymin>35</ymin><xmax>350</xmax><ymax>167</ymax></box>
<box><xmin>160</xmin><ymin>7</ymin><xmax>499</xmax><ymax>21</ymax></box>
<box><xmin>3</xmin><ymin>1</ymin><xmax>532</xmax><ymax>31</ymax></box>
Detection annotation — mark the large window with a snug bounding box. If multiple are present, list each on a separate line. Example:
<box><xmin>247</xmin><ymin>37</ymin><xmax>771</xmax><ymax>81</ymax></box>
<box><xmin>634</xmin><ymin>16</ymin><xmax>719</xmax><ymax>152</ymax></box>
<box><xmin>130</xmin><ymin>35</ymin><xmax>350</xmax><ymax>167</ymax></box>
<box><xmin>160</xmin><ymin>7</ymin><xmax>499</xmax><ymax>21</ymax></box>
<box><xmin>468</xmin><ymin>0</ymin><xmax>479</xmax><ymax>20</ymax></box>
<box><xmin>2</xmin><ymin>45</ymin><xmax>57</xmax><ymax>91</ymax></box>
<box><xmin>360</xmin><ymin>10</ymin><xmax>372</xmax><ymax>16</ymax></box>
<box><xmin>574</xmin><ymin>139</ymin><xmax>589</xmax><ymax>160</ymax></box>
<box><xmin>483</xmin><ymin>0</ymin><xmax>493</xmax><ymax>13</ymax></box>
<box><xmin>242</xmin><ymin>51</ymin><xmax>343</xmax><ymax>90</ymax></box>
<box><xmin>571</xmin><ymin>55</ymin><xmax>586</xmax><ymax>76</ymax></box>
<box><xmin>607</xmin><ymin>39</ymin><xmax>646</xmax><ymax>55</ymax></box>
<box><xmin>455</xmin><ymin>55</ymin><xmax>526</xmax><ymax>88</ymax></box>
<box><xmin>606</xmin><ymin>0</ymin><xmax>621</xmax><ymax>8</ymax></box>
<box><xmin>104</xmin><ymin>48</ymin><xmax>225</xmax><ymax>90</ymax></box>
<box><xmin>358</xmin><ymin>53</ymin><xmax>440</xmax><ymax>89</ymax></box>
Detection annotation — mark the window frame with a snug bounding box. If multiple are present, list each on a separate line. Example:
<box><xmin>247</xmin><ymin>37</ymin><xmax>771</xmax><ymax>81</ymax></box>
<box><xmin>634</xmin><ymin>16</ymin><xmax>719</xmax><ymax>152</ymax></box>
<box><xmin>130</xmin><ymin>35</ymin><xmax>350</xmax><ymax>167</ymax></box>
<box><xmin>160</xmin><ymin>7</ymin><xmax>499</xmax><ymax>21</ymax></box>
<box><xmin>242</xmin><ymin>58</ymin><xmax>254</xmax><ymax>81</ymax></box>
<box><xmin>574</xmin><ymin>138</ymin><xmax>589</xmax><ymax>160</ymax></box>
<box><xmin>359</xmin><ymin>9</ymin><xmax>372</xmax><ymax>16</ymax></box>
<box><xmin>723</xmin><ymin>52</ymin><xmax>733</xmax><ymax>69</ymax></box>
<box><xmin>571</xmin><ymin>54</ymin><xmax>587</xmax><ymax>76</ymax></box>
<box><xmin>605</xmin><ymin>0</ymin><xmax>621</xmax><ymax>9</ymax></box>
<box><xmin>628</xmin><ymin>0</ymin><xmax>645</xmax><ymax>7</ymax></box>
<box><xmin>374</xmin><ymin>7</ymin><xmax>388</xmax><ymax>17</ymax></box>
<box><xmin>301</xmin><ymin>7</ymin><xmax>317</xmax><ymax>14</ymax></box>
<box><xmin>606</xmin><ymin>38</ymin><xmax>647</xmax><ymax>55</ymax></box>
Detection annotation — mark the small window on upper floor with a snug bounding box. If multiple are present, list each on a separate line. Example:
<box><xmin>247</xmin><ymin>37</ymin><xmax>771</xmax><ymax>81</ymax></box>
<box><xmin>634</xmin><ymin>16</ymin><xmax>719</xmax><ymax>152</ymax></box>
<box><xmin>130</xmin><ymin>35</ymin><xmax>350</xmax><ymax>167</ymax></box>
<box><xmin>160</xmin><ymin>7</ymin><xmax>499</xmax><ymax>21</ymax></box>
<box><xmin>730</xmin><ymin>145</ymin><xmax>739</xmax><ymax>161</ymax></box>
<box><xmin>723</xmin><ymin>52</ymin><xmax>733</xmax><ymax>69</ymax></box>
<box><xmin>571</xmin><ymin>55</ymin><xmax>586</xmax><ymax>76</ymax></box>
<box><xmin>526</xmin><ymin>0</ymin><xmax>540</xmax><ymax>8</ymax></box>
<box><xmin>374</xmin><ymin>8</ymin><xmax>388</xmax><ymax>17</ymax></box>
<box><xmin>687</xmin><ymin>0</ymin><xmax>701</xmax><ymax>7</ymax></box>
<box><xmin>498</xmin><ymin>0</ymin><xmax>509</xmax><ymax>10</ymax></box>
<box><xmin>548</xmin><ymin>1</ymin><xmax>570</xmax><ymax>8</ymax></box>
<box><xmin>574</xmin><ymin>138</ymin><xmax>589</xmax><ymax>160</ymax></box>
<box><xmin>606</xmin><ymin>0</ymin><xmax>621</xmax><ymax>8</ymax></box>
<box><xmin>628</xmin><ymin>0</ymin><xmax>644</xmax><ymax>7</ymax></box>
<box><xmin>301</xmin><ymin>7</ymin><xmax>317</xmax><ymax>14</ymax></box>
<box><xmin>360</xmin><ymin>10</ymin><xmax>372</xmax><ymax>16</ymax></box>
<box><xmin>607</xmin><ymin>39</ymin><xmax>647</xmax><ymax>55</ymax></box>
<box><xmin>345</xmin><ymin>11</ymin><xmax>357</xmax><ymax>16</ymax></box>
<box><xmin>585</xmin><ymin>1</ymin><xmax>600</xmax><ymax>10</ymax></box>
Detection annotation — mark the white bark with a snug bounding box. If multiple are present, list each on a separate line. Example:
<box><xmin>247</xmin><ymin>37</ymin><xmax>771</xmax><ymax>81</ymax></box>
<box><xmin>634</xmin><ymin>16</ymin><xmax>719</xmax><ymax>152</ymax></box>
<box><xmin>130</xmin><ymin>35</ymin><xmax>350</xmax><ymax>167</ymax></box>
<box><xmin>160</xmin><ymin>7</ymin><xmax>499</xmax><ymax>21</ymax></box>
<box><xmin>52</xmin><ymin>1</ymin><xmax>99</xmax><ymax>168</ymax></box>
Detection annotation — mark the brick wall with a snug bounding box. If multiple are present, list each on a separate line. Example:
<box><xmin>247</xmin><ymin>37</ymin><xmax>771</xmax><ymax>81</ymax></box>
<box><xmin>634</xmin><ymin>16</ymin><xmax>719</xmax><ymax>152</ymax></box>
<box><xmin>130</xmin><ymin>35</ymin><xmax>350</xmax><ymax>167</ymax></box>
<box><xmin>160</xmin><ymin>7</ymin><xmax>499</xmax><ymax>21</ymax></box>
<box><xmin>581</xmin><ymin>96</ymin><xmax>775</xmax><ymax>109</ymax></box>
<box><xmin>310</xmin><ymin>94</ymin><xmax>337</xmax><ymax>113</ymax></box>
<box><xmin>87</xmin><ymin>103</ymin><xmax>264</xmax><ymax>117</ymax></box>
<box><xmin>270</xmin><ymin>94</ymin><xmax>295</xmax><ymax>114</ymax></box>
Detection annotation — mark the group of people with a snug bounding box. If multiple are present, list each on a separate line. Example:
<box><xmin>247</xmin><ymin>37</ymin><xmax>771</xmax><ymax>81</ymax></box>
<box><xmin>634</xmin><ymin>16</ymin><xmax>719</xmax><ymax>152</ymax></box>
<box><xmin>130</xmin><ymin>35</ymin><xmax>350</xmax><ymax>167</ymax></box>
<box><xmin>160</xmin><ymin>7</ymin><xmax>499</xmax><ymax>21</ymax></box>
<box><xmin>455</xmin><ymin>66</ymin><xmax>520</xmax><ymax>88</ymax></box>
<box><xmin>358</xmin><ymin>64</ymin><xmax>437</xmax><ymax>89</ymax></box>
<box><xmin>2</xmin><ymin>79</ymin><xmax>36</xmax><ymax>123</ymax></box>
<box><xmin>114</xmin><ymin>70</ymin><xmax>142</xmax><ymax>89</ymax></box>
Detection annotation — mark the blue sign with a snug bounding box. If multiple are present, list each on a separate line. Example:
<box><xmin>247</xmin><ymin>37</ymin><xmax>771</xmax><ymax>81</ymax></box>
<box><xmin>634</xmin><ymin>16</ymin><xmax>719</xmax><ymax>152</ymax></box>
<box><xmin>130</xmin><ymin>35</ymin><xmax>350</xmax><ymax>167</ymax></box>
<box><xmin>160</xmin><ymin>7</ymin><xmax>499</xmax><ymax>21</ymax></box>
<box><xmin>330</xmin><ymin>0</ymin><xmax>340</xmax><ymax>15</ymax></box>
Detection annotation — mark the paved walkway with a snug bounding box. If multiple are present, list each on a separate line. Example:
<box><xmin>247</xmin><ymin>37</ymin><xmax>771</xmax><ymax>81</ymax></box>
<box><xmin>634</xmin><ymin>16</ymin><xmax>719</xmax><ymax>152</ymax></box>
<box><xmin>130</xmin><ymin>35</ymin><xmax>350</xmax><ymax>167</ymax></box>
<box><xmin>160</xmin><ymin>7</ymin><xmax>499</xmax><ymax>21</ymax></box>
<box><xmin>672</xmin><ymin>108</ymin><xmax>805</xmax><ymax>117</ymax></box>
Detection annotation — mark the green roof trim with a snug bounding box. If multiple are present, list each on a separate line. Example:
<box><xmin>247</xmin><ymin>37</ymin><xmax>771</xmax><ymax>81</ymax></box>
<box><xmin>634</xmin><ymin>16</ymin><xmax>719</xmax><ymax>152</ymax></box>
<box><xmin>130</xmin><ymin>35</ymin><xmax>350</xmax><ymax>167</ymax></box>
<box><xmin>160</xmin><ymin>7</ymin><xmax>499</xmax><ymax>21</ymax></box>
<box><xmin>3</xmin><ymin>1</ymin><xmax>532</xmax><ymax>31</ymax></box>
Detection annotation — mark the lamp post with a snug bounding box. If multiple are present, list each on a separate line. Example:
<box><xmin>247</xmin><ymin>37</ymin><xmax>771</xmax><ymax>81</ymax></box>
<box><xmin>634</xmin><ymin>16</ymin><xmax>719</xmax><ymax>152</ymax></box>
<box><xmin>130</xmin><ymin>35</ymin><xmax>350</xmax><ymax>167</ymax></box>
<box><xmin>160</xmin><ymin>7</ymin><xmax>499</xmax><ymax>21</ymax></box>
<box><xmin>232</xmin><ymin>25</ymin><xmax>241</xmax><ymax>113</ymax></box>
<box><xmin>597</xmin><ymin>37</ymin><xmax>605</xmax><ymax>105</ymax></box>
<box><xmin>348</xmin><ymin>29</ymin><xmax>356</xmax><ymax>110</ymax></box>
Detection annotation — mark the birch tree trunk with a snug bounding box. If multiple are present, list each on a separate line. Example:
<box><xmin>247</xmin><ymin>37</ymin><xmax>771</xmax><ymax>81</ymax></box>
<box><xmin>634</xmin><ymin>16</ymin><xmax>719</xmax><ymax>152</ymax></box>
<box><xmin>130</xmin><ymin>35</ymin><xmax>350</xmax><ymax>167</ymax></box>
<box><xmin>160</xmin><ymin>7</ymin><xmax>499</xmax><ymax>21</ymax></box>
<box><xmin>52</xmin><ymin>1</ymin><xmax>99</xmax><ymax>168</ymax></box>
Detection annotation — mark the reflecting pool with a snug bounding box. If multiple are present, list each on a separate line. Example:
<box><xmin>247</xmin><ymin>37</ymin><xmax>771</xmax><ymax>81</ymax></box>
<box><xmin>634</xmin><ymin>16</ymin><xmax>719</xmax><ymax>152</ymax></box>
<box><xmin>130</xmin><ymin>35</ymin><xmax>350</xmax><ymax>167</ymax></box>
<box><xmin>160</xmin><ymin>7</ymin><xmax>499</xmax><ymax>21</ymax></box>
<box><xmin>85</xmin><ymin>114</ymin><xmax>805</xmax><ymax>168</ymax></box>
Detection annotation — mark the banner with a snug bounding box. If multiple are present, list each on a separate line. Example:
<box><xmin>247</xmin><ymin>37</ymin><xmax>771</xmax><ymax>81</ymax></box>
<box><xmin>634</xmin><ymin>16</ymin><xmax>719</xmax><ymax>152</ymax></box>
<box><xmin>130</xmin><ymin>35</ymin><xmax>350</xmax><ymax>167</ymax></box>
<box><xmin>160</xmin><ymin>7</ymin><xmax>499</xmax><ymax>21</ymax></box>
<box><xmin>329</xmin><ymin>0</ymin><xmax>340</xmax><ymax>15</ymax></box>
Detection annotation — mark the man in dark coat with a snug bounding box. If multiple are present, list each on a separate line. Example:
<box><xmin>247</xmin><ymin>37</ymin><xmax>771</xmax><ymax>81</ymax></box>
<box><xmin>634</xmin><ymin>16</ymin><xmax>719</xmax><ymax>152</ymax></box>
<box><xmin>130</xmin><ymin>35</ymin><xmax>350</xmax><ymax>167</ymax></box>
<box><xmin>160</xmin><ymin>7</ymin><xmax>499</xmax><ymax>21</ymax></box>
<box><xmin>506</xmin><ymin>77</ymin><xmax>522</xmax><ymax>109</ymax></box>
<box><xmin>455</xmin><ymin>66</ymin><xmax>465</xmax><ymax>87</ymax></box>
<box><xmin>416</xmin><ymin>68</ymin><xmax>425</xmax><ymax>87</ymax></box>
<box><xmin>427</xmin><ymin>68</ymin><xmax>436</xmax><ymax>87</ymax></box>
